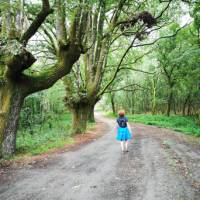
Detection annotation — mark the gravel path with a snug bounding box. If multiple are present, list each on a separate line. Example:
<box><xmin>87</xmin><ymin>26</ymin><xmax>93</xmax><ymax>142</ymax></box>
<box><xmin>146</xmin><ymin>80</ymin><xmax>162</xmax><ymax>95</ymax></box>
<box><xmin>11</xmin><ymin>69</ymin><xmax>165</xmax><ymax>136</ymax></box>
<box><xmin>0</xmin><ymin>115</ymin><xmax>200</xmax><ymax>200</ymax></box>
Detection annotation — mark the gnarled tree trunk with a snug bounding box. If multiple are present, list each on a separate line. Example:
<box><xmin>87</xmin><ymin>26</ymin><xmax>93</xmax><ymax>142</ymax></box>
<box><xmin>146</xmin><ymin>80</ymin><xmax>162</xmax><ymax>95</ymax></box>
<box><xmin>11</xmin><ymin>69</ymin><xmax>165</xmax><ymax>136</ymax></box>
<box><xmin>69</xmin><ymin>99</ymin><xmax>97</xmax><ymax>134</ymax></box>
<box><xmin>88</xmin><ymin>104</ymin><xmax>95</xmax><ymax>122</ymax></box>
<box><xmin>0</xmin><ymin>82</ymin><xmax>24</xmax><ymax>157</ymax></box>
<box><xmin>71</xmin><ymin>103</ymin><xmax>90</xmax><ymax>134</ymax></box>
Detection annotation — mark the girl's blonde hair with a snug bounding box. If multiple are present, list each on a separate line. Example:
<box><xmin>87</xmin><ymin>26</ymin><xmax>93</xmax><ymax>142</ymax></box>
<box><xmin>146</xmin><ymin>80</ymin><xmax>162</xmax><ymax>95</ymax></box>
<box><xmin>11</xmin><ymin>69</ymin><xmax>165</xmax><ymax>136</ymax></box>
<box><xmin>118</xmin><ymin>110</ymin><xmax>125</xmax><ymax>117</ymax></box>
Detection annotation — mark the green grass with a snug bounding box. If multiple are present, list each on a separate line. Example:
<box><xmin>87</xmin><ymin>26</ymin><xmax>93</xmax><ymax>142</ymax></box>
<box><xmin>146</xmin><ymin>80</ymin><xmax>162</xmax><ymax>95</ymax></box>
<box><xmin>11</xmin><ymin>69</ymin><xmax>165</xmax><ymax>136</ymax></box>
<box><xmin>15</xmin><ymin>112</ymin><xmax>97</xmax><ymax>157</ymax></box>
<box><xmin>16</xmin><ymin>112</ymin><xmax>74</xmax><ymax>156</ymax></box>
<box><xmin>107</xmin><ymin>112</ymin><xmax>200</xmax><ymax>137</ymax></box>
<box><xmin>87</xmin><ymin>121</ymin><xmax>96</xmax><ymax>129</ymax></box>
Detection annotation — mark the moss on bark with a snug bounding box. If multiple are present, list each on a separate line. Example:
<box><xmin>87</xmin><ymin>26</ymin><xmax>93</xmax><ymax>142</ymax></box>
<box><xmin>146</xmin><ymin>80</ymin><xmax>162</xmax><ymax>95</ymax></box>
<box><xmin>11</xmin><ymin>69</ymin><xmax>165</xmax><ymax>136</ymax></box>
<box><xmin>0</xmin><ymin>82</ymin><xmax>24</xmax><ymax>157</ymax></box>
<box><xmin>71</xmin><ymin>104</ymin><xmax>90</xmax><ymax>134</ymax></box>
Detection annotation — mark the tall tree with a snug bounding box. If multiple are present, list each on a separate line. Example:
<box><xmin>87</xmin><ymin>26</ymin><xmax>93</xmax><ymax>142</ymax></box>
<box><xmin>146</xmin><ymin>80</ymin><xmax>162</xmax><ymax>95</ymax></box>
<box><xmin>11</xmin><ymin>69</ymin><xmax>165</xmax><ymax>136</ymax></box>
<box><xmin>62</xmin><ymin>0</ymin><xmax>175</xmax><ymax>133</ymax></box>
<box><xmin>0</xmin><ymin>0</ymin><xmax>86</xmax><ymax>157</ymax></box>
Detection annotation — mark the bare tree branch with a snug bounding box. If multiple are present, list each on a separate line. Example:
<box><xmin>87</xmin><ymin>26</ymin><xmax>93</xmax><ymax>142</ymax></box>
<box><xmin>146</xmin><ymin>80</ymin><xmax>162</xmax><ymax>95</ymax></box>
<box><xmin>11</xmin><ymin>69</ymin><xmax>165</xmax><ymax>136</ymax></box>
<box><xmin>120</xmin><ymin>68</ymin><xmax>154</xmax><ymax>75</ymax></box>
<box><xmin>156</xmin><ymin>0</ymin><xmax>172</xmax><ymax>20</ymax></box>
<box><xmin>105</xmin><ymin>83</ymin><xmax>150</xmax><ymax>93</ymax></box>
<box><xmin>20</xmin><ymin>0</ymin><xmax>53</xmax><ymax>45</ymax></box>
<box><xmin>110</xmin><ymin>0</ymin><xmax>127</xmax><ymax>25</ymax></box>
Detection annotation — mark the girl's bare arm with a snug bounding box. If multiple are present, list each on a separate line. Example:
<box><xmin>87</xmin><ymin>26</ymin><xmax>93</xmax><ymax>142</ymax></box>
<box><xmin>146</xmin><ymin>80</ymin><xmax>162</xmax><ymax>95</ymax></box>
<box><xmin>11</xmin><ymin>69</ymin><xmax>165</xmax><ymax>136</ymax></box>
<box><xmin>127</xmin><ymin>122</ymin><xmax>132</xmax><ymax>133</ymax></box>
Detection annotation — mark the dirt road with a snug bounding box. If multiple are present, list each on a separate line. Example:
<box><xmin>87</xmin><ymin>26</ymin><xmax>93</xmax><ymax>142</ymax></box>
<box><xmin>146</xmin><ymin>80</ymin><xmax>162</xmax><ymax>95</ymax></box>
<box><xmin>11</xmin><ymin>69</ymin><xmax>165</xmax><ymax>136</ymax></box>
<box><xmin>0</xmin><ymin>115</ymin><xmax>200</xmax><ymax>200</ymax></box>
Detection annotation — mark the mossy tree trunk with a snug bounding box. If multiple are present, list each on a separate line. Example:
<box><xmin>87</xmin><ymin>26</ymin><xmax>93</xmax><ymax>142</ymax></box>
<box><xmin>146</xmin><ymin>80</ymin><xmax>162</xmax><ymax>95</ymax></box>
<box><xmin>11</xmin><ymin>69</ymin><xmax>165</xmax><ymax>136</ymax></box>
<box><xmin>0</xmin><ymin>44</ymin><xmax>82</xmax><ymax>158</ymax></box>
<box><xmin>0</xmin><ymin>82</ymin><xmax>25</xmax><ymax>157</ymax></box>
<box><xmin>66</xmin><ymin>98</ymin><xmax>97</xmax><ymax>134</ymax></box>
<box><xmin>70</xmin><ymin>103</ymin><xmax>91</xmax><ymax>134</ymax></box>
<box><xmin>0</xmin><ymin>50</ymin><xmax>36</xmax><ymax>158</ymax></box>
<box><xmin>88</xmin><ymin>104</ymin><xmax>95</xmax><ymax>122</ymax></box>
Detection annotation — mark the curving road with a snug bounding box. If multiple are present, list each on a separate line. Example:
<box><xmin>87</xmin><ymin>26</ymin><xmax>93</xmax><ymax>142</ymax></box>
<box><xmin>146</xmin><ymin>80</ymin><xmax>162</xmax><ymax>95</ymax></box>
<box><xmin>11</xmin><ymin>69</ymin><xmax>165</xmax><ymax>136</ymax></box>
<box><xmin>0</xmin><ymin>115</ymin><xmax>200</xmax><ymax>200</ymax></box>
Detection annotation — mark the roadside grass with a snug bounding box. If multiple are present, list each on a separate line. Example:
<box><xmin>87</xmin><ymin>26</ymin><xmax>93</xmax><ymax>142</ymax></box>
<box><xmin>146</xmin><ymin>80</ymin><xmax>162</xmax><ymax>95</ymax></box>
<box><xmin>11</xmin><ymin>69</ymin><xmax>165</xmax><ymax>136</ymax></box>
<box><xmin>15</xmin><ymin>113</ymin><xmax>95</xmax><ymax>157</ymax></box>
<box><xmin>16</xmin><ymin>113</ymin><xmax>73</xmax><ymax>156</ymax></box>
<box><xmin>87</xmin><ymin>122</ymin><xmax>96</xmax><ymax>130</ymax></box>
<box><xmin>107</xmin><ymin>112</ymin><xmax>200</xmax><ymax>137</ymax></box>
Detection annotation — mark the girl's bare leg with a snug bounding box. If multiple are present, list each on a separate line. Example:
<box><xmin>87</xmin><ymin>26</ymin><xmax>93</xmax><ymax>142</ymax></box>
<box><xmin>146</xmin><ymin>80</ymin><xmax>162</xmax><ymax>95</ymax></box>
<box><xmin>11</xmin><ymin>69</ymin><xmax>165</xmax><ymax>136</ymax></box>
<box><xmin>120</xmin><ymin>141</ymin><xmax>124</xmax><ymax>152</ymax></box>
<box><xmin>125</xmin><ymin>141</ymin><xmax>128</xmax><ymax>151</ymax></box>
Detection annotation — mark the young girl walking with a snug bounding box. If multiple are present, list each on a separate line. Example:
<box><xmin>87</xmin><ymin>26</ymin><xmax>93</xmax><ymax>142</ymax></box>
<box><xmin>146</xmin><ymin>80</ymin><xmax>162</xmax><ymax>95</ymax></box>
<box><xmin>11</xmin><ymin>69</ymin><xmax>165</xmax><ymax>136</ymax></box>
<box><xmin>116</xmin><ymin>110</ymin><xmax>132</xmax><ymax>152</ymax></box>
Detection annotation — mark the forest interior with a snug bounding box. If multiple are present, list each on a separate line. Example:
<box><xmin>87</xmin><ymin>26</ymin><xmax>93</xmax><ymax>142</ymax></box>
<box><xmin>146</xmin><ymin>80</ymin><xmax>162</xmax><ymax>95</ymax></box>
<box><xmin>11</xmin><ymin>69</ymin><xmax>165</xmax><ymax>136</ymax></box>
<box><xmin>0</xmin><ymin>0</ymin><xmax>200</xmax><ymax>200</ymax></box>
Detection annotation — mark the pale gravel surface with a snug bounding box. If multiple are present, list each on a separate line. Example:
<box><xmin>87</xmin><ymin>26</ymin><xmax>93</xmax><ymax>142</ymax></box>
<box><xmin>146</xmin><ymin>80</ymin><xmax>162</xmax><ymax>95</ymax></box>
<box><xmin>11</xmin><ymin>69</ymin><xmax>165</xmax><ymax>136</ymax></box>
<box><xmin>0</xmin><ymin>114</ymin><xmax>200</xmax><ymax>200</ymax></box>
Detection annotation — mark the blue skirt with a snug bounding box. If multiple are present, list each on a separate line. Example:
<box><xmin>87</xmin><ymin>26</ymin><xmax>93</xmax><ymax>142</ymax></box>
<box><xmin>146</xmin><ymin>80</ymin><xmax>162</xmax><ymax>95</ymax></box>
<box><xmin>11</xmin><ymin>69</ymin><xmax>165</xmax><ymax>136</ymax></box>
<box><xmin>116</xmin><ymin>127</ymin><xmax>132</xmax><ymax>141</ymax></box>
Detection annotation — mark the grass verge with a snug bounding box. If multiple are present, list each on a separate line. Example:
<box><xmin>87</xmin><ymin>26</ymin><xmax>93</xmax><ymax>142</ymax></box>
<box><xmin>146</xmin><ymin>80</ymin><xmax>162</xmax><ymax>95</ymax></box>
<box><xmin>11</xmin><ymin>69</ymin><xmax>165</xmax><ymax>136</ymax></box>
<box><xmin>15</xmin><ymin>113</ymin><xmax>95</xmax><ymax>158</ymax></box>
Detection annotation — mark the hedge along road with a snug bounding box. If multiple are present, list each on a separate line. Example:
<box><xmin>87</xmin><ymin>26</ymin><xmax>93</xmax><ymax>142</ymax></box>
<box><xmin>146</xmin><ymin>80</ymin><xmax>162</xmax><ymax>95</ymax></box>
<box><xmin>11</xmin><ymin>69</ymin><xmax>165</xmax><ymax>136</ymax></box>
<box><xmin>0</xmin><ymin>114</ymin><xmax>200</xmax><ymax>200</ymax></box>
